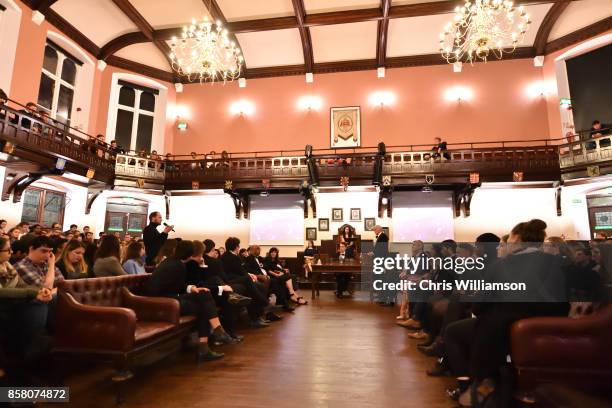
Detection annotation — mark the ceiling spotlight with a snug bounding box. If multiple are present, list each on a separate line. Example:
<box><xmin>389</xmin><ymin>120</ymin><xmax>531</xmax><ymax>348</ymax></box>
<box><xmin>305</xmin><ymin>72</ymin><xmax>314</xmax><ymax>83</ymax></box>
<box><xmin>377</xmin><ymin>67</ymin><xmax>385</xmax><ymax>78</ymax></box>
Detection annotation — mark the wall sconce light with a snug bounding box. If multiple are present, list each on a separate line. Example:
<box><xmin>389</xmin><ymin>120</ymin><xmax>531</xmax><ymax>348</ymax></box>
<box><xmin>230</xmin><ymin>100</ymin><xmax>255</xmax><ymax>116</ymax></box>
<box><xmin>377</xmin><ymin>67</ymin><xmax>386</xmax><ymax>78</ymax></box>
<box><xmin>444</xmin><ymin>86</ymin><xmax>473</xmax><ymax>103</ymax></box>
<box><xmin>305</xmin><ymin>72</ymin><xmax>314</xmax><ymax>83</ymax></box>
<box><xmin>526</xmin><ymin>81</ymin><xmax>554</xmax><ymax>99</ymax></box>
<box><xmin>297</xmin><ymin>96</ymin><xmax>323</xmax><ymax>111</ymax></box>
<box><xmin>369</xmin><ymin>91</ymin><xmax>396</xmax><ymax>107</ymax></box>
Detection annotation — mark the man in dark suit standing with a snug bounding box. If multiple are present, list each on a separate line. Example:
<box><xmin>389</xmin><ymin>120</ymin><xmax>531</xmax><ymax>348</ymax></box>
<box><xmin>372</xmin><ymin>225</ymin><xmax>393</xmax><ymax>306</ymax></box>
<box><xmin>142</xmin><ymin>211</ymin><xmax>173</xmax><ymax>266</ymax></box>
<box><xmin>146</xmin><ymin>240</ymin><xmax>237</xmax><ymax>362</ymax></box>
<box><xmin>221</xmin><ymin>237</ymin><xmax>272</xmax><ymax>328</ymax></box>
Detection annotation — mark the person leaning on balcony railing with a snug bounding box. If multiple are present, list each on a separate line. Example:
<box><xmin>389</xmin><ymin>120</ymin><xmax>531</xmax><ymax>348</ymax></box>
<box><xmin>429</xmin><ymin>137</ymin><xmax>450</xmax><ymax>161</ymax></box>
<box><xmin>0</xmin><ymin>89</ymin><xmax>8</xmax><ymax>121</ymax></box>
<box><xmin>589</xmin><ymin>120</ymin><xmax>611</xmax><ymax>148</ymax></box>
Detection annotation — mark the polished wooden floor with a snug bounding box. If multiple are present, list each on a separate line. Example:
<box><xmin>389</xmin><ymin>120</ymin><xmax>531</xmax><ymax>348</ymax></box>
<box><xmin>62</xmin><ymin>292</ymin><xmax>454</xmax><ymax>408</ymax></box>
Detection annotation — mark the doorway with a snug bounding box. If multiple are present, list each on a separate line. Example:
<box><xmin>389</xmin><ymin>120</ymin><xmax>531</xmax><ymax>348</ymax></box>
<box><xmin>104</xmin><ymin>197</ymin><xmax>149</xmax><ymax>238</ymax></box>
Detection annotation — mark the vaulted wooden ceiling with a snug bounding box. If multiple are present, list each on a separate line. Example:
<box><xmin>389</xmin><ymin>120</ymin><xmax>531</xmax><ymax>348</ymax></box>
<box><xmin>23</xmin><ymin>0</ymin><xmax>612</xmax><ymax>83</ymax></box>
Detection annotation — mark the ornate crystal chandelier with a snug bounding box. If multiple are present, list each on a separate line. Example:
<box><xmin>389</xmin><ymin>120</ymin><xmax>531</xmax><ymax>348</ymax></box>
<box><xmin>169</xmin><ymin>16</ymin><xmax>243</xmax><ymax>83</ymax></box>
<box><xmin>439</xmin><ymin>0</ymin><xmax>531</xmax><ymax>64</ymax></box>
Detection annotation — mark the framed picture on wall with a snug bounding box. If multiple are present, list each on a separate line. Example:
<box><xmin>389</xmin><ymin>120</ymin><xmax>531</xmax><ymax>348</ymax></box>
<box><xmin>332</xmin><ymin>208</ymin><xmax>343</xmax><ymax>221</ymax></box>
<box><xmin>318</xmin><ymin>218</ymin><xmax>329</xmax><ymax>231</ymax></box>
<box><xmin>330</xmin><ymin>106</ymin><xmax>361</xmax><ymax>148</ymax></box>
<box><xmin>350</xmin><ymin>208</ymin><xmax>361</xmax><ymax>221</ymax></box>
<box><xmin>306</xmin><ymin>228</ymin><xmax>317</xmax><ymax>241</ymax></box>
<box><xmin>364</xmin><ymin>218</ymin><xmax>376</xmax><ymax>231</ymax></box>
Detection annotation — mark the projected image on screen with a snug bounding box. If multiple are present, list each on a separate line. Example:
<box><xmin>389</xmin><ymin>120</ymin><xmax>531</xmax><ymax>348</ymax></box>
<box><xmin>391</xmin><ymin>191</ymin><xmax>455</xmax><ymax>242</ymax></box>
<box><xmin>249</xmin><ymin>195</ymin><xmax>304</xmax><ymax>245</ymax></box>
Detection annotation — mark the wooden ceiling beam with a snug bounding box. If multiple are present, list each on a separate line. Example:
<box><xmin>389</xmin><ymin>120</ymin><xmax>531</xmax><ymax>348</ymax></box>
<box><xmin>292</xmin><ymin>0</ymin><xmax>314</xmax><ymax>73</ymax></box>
<box><xmin>99</xmin><ymin>32</ymin><xmax>149</xmax><ymax>60</ymax></box>
<box><xmin>534</xmin><ymin>0</ymin><xmax>571</xmax><ymax>55</ymax></box>
<box><xmin>376</xmin><ymin>0</ymin><xmax>391</xmax><ymax>68</ymax></box>
<box><xmin>30</xmin><ymin>0</ymin><xmax>58</xmax><ymax>11</ymax></box>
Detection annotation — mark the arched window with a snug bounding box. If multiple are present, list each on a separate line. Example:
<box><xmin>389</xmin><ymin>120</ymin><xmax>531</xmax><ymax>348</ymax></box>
<box><xmin>36</xmin><ymin>41</ymin><xmax>81</xmax><ymax>125</ymax></box>
<box><xmin>113</xmin><ymin>81</ymin><xmax>157</xmax><ymax>153</ymax></box>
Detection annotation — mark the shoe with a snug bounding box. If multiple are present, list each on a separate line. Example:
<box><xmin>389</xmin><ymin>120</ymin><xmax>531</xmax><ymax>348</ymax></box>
<box><xmin>426</xmin><ymin>360</ymin><xmax>449</xmax><ymax>377</ymax></box>
<box><xmin>283</xmin><ymin>304</ymin><xmax>296</xmax><ymax>313</ymax></box>
<box><xmin>397</xmin><ymin>319</ymin><xmax>421</xmax><ymax>330</ymax></box>
<box><xmin>407</xmin><ymin>330</ymin><xmax>428</xmax><ymax>340</ymax></box>
<box><xmin>446</xmin><ymin>387</ymin><xmax>461</xmax><ymax>401</ymax></box>
<box><xmin>266</xmin><ymin>312</ymin><xmax>283</xmax><ymax>321</ymax></box>
<box><xmin>419</xmin><ymin>340</ymin><xmax>444</xmax><ymax>358</ymax></box>
<box><xmin>231</xmin><ymin>334</ymin><xmax>245</xmax><ymax>343</ymax></box>
<box><xmin>417</xmin><ymin>340</ymin><xmax>434</xmax><ymax>348</ymax></box>
<box><xmin>211</xmin><ymin>330</ymin><xmax>239</xmax><ymax>346</ymax></box>
<box><xmin>336</xmin><ymin>291</ymin><xmax>343</xmax><ymax>299</ymax></box>
<box><xmin>396</xmin><ymin>315</ymin><xmax>408</xmax><ymax>320</ymax></box>
<box><xmin>197</xmin><ymin>350</ymin><xmax>224</xmax><ymax>362</ymax></box>
<box><xmin>228</xmin><ymin>293</ymin><xmax>252</xmax><ymax>306</ymax></box>
<box><xmin>249</xmin><ymin>319</ymin><xmax>270</xmax><ymax>328</ymax></box>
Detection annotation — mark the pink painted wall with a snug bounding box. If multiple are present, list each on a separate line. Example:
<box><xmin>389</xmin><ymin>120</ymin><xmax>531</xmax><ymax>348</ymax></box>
<box><xmin>173</xmin><ymin>58</ymin><xmax>551</xmax><ymax>155</ymax></box>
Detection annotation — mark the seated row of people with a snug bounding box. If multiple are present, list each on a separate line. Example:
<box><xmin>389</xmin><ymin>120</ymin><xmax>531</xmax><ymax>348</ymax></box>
<box><xmin>392</xmin><ymin>220</ymin><xmax>610</xmax><ymax>406</ymax></box>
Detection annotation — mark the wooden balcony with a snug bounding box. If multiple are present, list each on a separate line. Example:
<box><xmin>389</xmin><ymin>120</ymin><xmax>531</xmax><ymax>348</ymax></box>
<box><xmin>1</xmin><ymin>102</ymin><xmax>610</xmax><ymax>198</ymax></box>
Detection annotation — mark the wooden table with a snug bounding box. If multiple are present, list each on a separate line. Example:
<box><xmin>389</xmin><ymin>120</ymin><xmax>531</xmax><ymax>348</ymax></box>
<box><xmin>310</xmin><ymin>260</ymin><xmax>362</xmax><ymax>299</ymax></box>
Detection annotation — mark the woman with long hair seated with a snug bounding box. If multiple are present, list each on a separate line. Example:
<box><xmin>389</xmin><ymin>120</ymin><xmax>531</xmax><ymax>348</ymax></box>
<box><xmin>339</xmin><ymin>225</ymin><xmax>356</xmax><ymax>257</ymax></box>
<box><xmin>122</xmin><ymin>241</ymin><xmax>147</xmax><ymax>275</ymax></box>
<box><xmin>303</xmin><ymin>240</ymin><xmax>317</xmax><ymax>278</ymax></box>
<box><xmin>155</xmin><ymin>239</ymin><xmax>178</xmax><ymax>266</ymax></box>
<box><xmin>93</xmin><ymin>235</ymin><xmax>126</xmax><ymax>277</ymax></box>
<box><xmin>264</xmin><ymin>247</ymin><xmax>307</xmax><ymax>305</ymax></box>
<box><xmin>57</xmin><ymin>240</ymin><xmax>88</xmax><ymax>280</ymax></box>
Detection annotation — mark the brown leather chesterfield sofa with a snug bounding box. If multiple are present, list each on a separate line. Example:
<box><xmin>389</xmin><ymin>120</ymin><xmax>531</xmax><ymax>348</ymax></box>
<box><xmin>510</xmin><ymin>303</ymin><xmax>612</xmax><ymax>391</ymax></box>
<box><xmin>53</xmin><ymin>275</ymin><xmax>195</xmax><ymax>400</ymax></box>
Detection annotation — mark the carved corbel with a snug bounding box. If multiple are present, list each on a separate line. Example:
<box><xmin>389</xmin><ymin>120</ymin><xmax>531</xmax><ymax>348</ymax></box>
<box><xmin>85</xmin><ymin>184</ymin><xmax>109</xmax><ymax>214</ymax></box>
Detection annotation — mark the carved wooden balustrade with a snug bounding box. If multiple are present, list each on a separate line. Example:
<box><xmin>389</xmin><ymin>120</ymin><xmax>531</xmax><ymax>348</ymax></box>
<box><xmin>559</xmin><ymin>133</ymin><xmax>612</xmax><ymax>171</ymax></box>
<box><xmin>0</xmin><ymin>102</ymin><xmax>115</xmax><ymax>182</ymax></box>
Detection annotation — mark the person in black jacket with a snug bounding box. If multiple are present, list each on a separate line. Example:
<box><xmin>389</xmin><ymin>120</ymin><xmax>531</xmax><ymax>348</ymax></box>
<box><xmin>142</xmin><ymin>212</ymin><xmax>173</xmax><ymax>266</ymax></box>
<box><xmin>146</xmin><ymin>240</ymin><xmax>237</xmax><ymax>362</ymax></box>
<box><xmin>185</xmin><ymin>240</ymin><xmax>251</xmax><ymax>341</ymax></box>
<box><xmin>204</xmin><ymin>240</ymin><xmax>268</xmax><ymax>327</ymax></box>
<box><xmin>265</xmin><ymin>247</ymin><xmax>307</xmax><ymax>306</ymax></box>
<box><xmin>220</xmin><ymin>237</ymin><xmax>272</xmax><ymax>328</ymax></box>
<box><xmin>244</xmin><ymin>245</ymin><xmax>294</xmax><ymax>312</ymax></box>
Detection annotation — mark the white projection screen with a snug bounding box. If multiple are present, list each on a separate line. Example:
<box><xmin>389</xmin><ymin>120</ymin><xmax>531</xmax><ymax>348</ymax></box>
<box><xmin>392</xmin><ymin>191</ymin><xmax>455</xmax><ymax>242</ymax></box>
<box><xmin>249</xmin><ymin>194</ymin><xmax>304</xmax><ymax>245</ymax></box>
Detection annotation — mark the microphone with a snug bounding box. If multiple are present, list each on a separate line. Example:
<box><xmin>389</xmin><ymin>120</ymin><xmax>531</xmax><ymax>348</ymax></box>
<box><xmin>163</xmin><ymin>222</ymin><xmax>175</xmax><ymax>232</ymax></box>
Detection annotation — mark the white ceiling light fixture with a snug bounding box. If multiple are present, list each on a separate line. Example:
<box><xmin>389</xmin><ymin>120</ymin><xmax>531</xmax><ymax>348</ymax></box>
<box><xmin>174</xmin><ymin>83</ymin><xmax>184</xmax><ymax>93</ymax></box>
<box><xmin>533</xmin><ymin>55</ymin><xmax>544</xmax><ymax>67</ymax></box>
<box><xmin>32</xmin><ymin>10</ymin><xmax>45</xmax><ymax>25</ymax></box>
<box><xmin>305</xmin><ymin>72</ymin><xmax>314</xmax><ymax>83</ymax></box>
<box><xmin>97</xmin><ymin>60</ymin><xmax>107</xmax><ymax>72</ymax></box>
<box><xmin>377</xmin><ymin>67</ymin><xmax>386</xmax><ymax>78</ymax></box>
<box><xmin>453</xmin><ymin>62</ymin><xmax>463</xmax><ymax>73</ymax></box>
<box><xmin>238</xmin><ymin>78</ymin><xmax>247</xmax><ymax>88</ymax></box>
<box><xmin>439</xmin><ymin>0</ymin><xmax>532</xmax><ymax>64</ymax></box>
<box><xmin>169</xmin><ymin>10</ymin><xmax>243</xmax><ymax>84</ymax></box>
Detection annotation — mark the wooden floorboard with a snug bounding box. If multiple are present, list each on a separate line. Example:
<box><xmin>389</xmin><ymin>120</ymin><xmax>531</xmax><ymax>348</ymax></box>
<box><xmin>56</xmin><ymin>291</ymin><xmax>454</xmax><ymax>408</ymax></box>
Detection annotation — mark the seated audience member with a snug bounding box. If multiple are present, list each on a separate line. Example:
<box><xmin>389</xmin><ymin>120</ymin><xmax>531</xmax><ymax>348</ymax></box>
<box><xmin>92</xmin><ymin>235</ymin><xmax>126</xmax><ymax>277</ymax></box>
<box><xmin>122</xmin><ymin>241</ymin><xmax>147</xmax><ymax>275</ymax></box>
<box><xmin>147</xmin><ymin>240</ymin><xmax>238</xmax><ymax>362</ymax></box>
<box><xmin>430</xmin><ymin>137</ymin><xmax>450</xmax><ymax>160</ymax></box>
<box><xmin>244</xmin><ymin>246</ymin><xmax>292</xmax><ymax>317</ymax></box>
<box><xmin>218</xmin><ymin>246</ymin><xmax>226</xmax><ymax>256</ymax></box>
<box><xmin>63</xmin><ymin>224</ymin><xmax>78</xmax><ymax>236</ymax></box>
<box><xmin>57</xmin><ymin>240</ymin><xmax>88</xmax><ymax>280</ymax></box>
<box><xmin>109</xmin><ymin>139</ymin><xmax>125</xmax><ymax>154</ymax></box>
<box><xmin>587</xmin><ymin>120</ymin><xmax>611</xmax><ymax>149</ymax></box>
<box><xmin>7</xmin><ymin>228</ymin><xmax>20</xmax><ymax>244</ymax></box>
<box><xmin>155</xmin><ymin>239</ymin><xmax>178</xmax><ymax>266</ymax></box>
<box><xmin>9</xmin><ymin>239</ymin><xmax>27</xmax><ymax>265</ymax></box>
<box><xmin>14</xmin><ymin>236</ymin><xmax>64</xmax><ymax>292</ymax></box>
<box><xmin>458</xmin><ymin>219</ymin><xmax>569</xmax><ymax>406</ymax></box>
<box><xmin>265</xmin><ymin>247</ymin><xmax>307</xmax><ymax>306</ymax></box>
<box><xmin>50</xmin><ymin>237</ymin><xmax>68</xmax><ymax>259</ymax></box>
<box><xmin>49</xmin><ymin>223</ymin><xmax>62</xmax><ymax>236</ymax></box>
<box><xmin>238</xmin><ymin>248</ymin><xmax>248</xmax><ymax>261</ymax></box>
<box><xmin>567</xmin><ymin>246</ymin><xmax>602</xmax><ymax>301</ymax></box>
<box><xmin>0</xmin><ymin>236</ymin><xmax>54</xmax><ymax>376</ymax></box>
<box><xmin>0</xmin><ymin>88</ymin><xmax>8</xmax><ymax>120</ymax></box>
<box><xmin>185</xmin><ymin>240</ymin><xmax>251</xmax><ymax>341</ymax></box>
<box><xmin>0</xmin><ymin>220</ymin><xmax>6</xmax><ymax>235</ymax></box>
<box><xmin>335</xmin><ymin>242</ymin><xmax>353</xmax><ymax>298</ymax></box>
<box><xmin>303</xmin><ymin>240</ymin><xmax>317</xmax><ymax>278</ymax></box>
<box><xmin>16</xmin><ymin>102</ymin><xmax>40</xmax><ymax>130</ymax></box>
<box><xmin>220</xmin><ymin>238</ymin><xmax>272</xmax><ymax>328</ymax></box>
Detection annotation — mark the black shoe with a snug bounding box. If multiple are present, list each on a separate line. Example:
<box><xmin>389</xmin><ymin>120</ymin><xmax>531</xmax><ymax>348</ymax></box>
<box><xmin>228</xmin><ymin>293</ymin><xmax>252</xmax><ymax>306</ymax></box>
<box><xmin>336</xmin><ymin>291</ymin><xmax>343</xmax><ymax>299</ymax></box>
<box><xmin>249</xmin><ymin>319</ymin><xmax>270</xmax><ymax>328</ymax></box>
<box><xmin>419</xmin><ymin>341</ymin><xmax>444</xmax><ymax>358</ymax></box>
<box><xmin>231</xmin><ymin>334</ymin><xmax>245</xmax><ymax>343</ymax></box>
<box><xmin>211</xmin><ymin>330</ymin><xmax>239</xmax><ymax>346</ymax></box>
<box><xmin>283</xmin><ymin>304</ymin><xmax>296</xmax><ymax>313</ymax></box>
<box><xmin>197</xmin><ymin>350</ymin><xmax>224</xmax><ymax>362</ymax></box>
<box><xmin>266</xmin><ymin>312</ymin><xmax>283</xmax><ymax>321</ymax></box>
<box><xmin>446</xmin><ymin>387</ymin><xmax>462</xmax><ymax>401</ymax></box>
<box><xmin>426</xmin><ymin>361</ymin><xmax>450</xmax><ymax>377</ymax></box>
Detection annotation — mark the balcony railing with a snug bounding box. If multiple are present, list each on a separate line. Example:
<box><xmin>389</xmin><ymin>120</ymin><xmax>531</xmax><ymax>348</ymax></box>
<box><xmin>114</xmin><ymin>154</ymin><xmax>165</xmax><ymax>180</ymax></box>
<box><xmin>559</xmin><ymin>133</ymin><xmax>612</xmax><ymax>169</ymax></box>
